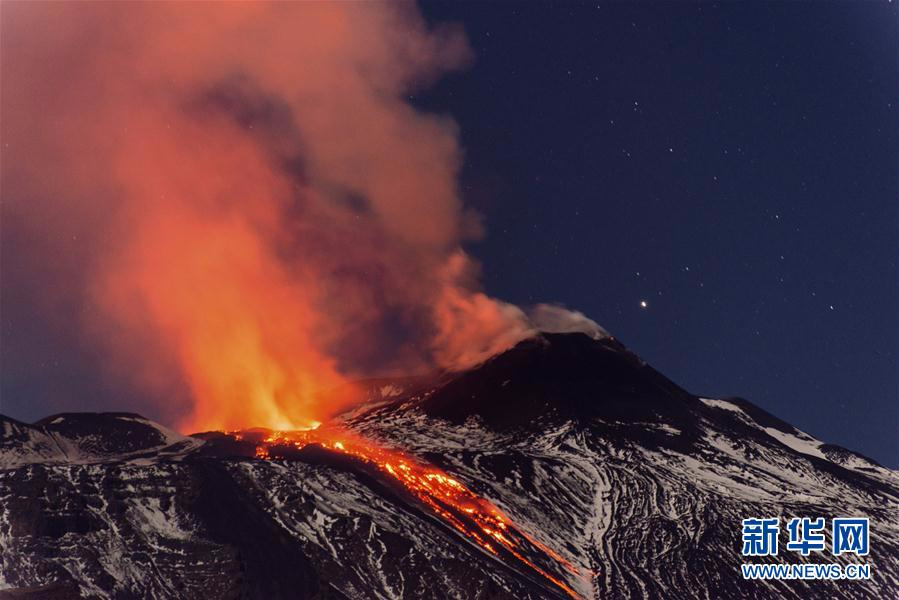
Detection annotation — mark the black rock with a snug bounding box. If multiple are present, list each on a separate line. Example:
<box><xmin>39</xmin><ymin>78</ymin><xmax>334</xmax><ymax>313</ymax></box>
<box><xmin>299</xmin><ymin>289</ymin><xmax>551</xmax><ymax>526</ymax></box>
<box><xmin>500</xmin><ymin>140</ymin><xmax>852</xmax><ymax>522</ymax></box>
<box><xmin>1</xmin><ymin>333</ymin><xmax>897</xmax><ymax>599</ymax></box>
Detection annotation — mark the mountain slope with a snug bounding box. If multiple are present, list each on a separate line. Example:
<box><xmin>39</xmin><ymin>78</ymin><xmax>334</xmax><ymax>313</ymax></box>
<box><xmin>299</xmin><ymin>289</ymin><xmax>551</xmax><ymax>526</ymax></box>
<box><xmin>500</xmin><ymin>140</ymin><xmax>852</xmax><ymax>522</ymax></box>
<box><xmin>1</xmin><ymin>333</ymin><xmax>897</xmax><ymax>598</ymax></box>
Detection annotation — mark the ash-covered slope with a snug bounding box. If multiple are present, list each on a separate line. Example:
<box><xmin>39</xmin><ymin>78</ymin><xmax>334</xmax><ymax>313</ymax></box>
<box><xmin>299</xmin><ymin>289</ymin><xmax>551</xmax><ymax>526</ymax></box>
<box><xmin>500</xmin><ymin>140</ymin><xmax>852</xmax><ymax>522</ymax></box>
<box><xmin>2</xmin><ymin>333</ymin><xmax>898</xmax><ymax>599</ymax></box>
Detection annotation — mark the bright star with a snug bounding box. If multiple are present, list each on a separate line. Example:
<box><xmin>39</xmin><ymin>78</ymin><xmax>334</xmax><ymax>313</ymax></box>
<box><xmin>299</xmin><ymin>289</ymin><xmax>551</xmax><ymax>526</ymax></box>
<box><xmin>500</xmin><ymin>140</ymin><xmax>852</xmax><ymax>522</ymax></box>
<box><xmin>639</xmin><ymin>300</ymin><xmax>648</xmax><ymax>309</ymax></box>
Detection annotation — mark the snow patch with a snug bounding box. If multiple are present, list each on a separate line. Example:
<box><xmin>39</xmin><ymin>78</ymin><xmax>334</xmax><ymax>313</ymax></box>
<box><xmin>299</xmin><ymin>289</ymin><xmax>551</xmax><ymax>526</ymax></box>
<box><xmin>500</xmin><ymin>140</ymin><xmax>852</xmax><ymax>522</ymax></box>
<box><xmin>654</xmin><ymin>423</ymin><xmax>681</xmax><ymax>435</ymax></box>
<box><xmin>763</xmin><ymin>427</ymin><xmax>827</xmax><ymax>460</ymax></box>
<box><xmin>700</xmin><ymin>398</ymin><xmax>746</xmax><ymax>416</ymax></box>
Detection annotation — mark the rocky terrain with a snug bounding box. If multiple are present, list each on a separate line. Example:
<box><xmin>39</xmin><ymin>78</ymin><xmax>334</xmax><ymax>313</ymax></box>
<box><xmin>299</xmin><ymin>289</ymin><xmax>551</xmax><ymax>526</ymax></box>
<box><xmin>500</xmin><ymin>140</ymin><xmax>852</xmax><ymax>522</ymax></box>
<box><xmin>1</xmin><ymin>332</ymin><xmax>897</xmax><ymax>598</ymax></box>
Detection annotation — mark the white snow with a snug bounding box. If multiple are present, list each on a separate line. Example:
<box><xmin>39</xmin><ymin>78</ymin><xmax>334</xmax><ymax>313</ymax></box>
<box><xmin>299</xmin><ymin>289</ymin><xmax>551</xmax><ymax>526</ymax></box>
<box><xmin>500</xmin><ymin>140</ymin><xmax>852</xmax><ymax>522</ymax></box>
<box><xmin>0</xmin><ymin>416</ymin><xmax>204</xmax><ymax>469</ymax></box>
<box><xmin>699</xmin><ymin>398</ymin><xmax>747</xmax><ymax>416</ymax></box>
<box><xmin>114</xmin><ymin>415</ymin><xmax>197</xmax><ymax>449</ymax></box>
<box><xmin>126</xmin><ymin>497</ymin><xmax>192</xmax><ymax>540</ymax></box>
<box><xmin>700</xmin><ymin>397</ymin><xmax>829</xmax><ymax>461</ymax></box>
<box><xmin>654</xmin><ymin>423</ymin><xmax>681</xmax><ymax>435</ymax></box>
<box><xmin>762</xmin><ymin>427</ymin><xmax>827</xmax><ymax>460</ymax></box>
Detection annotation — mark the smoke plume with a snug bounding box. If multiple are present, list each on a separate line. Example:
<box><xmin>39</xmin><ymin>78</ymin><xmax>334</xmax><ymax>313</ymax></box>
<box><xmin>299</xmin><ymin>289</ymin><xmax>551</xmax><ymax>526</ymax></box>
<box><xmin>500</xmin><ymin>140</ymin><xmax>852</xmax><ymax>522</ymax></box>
<box><xmin>1</xmin><ymin>2</ymin><xmax>571</xmax><ymax>431</ymax></box>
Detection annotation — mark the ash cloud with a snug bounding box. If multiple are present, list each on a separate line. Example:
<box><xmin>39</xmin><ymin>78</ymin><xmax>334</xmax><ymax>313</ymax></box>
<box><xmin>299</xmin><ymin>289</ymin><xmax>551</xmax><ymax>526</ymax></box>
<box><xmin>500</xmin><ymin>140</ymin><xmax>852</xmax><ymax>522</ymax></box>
<box><xmin>0</xmin><ymin>2</ymin><xmax>587</xmax><ymax>431</ymax></box>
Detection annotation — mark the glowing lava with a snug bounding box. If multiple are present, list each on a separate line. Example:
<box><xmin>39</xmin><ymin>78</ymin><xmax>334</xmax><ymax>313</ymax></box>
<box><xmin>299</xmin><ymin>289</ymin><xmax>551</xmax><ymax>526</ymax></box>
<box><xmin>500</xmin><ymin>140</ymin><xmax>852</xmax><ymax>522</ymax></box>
<box><xmin>246</xmin><ymin>426</ymin><xmax>584</xmax><ymax>599</ymax></box>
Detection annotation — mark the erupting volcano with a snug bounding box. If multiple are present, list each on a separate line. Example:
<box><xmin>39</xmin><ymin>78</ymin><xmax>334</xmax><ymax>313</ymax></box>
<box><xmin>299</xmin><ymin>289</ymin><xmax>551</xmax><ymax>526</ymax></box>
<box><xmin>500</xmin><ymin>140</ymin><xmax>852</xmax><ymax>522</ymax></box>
<box><xmin>3</xmin><ymin>333</ymin><xmax>897</xmax><ymax>599</ymax></box>
<box><xmin>0</xmin><ymin>6</ymin><xmax>672</xmax><ymax>597</ymax></box>
<box><xmin>2</xmin><ymin>2</ymin><xmax>896</xmax><ymax>598</ymax></box>
<box><xmin>2</xmin><ymin>0</ymin><xmax>545</xmax><ymax>438</ymax></box>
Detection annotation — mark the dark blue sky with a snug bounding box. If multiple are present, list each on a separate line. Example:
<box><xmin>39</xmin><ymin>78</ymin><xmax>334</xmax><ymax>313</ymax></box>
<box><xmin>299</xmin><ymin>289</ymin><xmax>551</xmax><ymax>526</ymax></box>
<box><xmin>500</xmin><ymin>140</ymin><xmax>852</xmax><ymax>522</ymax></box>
<box><xmin>419</xmin><ymin>2</ymin><xmax>898</xmax><ymax>465</ymax></box>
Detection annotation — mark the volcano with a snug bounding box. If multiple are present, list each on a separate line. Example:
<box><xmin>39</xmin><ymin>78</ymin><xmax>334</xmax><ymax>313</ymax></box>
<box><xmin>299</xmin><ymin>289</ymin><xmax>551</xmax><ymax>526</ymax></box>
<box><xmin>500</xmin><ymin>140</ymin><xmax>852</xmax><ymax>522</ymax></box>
<box><xmin>1</xmin><ymin>332</ymin><xmax>897</xmax><ymax>599</ymax></box>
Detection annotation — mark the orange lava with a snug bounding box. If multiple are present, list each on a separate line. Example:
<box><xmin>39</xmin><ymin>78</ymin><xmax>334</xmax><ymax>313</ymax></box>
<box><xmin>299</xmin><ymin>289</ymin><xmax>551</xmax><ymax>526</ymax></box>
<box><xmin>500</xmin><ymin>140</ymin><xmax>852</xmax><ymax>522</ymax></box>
<box><xmin>249</xmin><ymin>427</ymin><xmax>583</xmax><ymax>599</ymax></box>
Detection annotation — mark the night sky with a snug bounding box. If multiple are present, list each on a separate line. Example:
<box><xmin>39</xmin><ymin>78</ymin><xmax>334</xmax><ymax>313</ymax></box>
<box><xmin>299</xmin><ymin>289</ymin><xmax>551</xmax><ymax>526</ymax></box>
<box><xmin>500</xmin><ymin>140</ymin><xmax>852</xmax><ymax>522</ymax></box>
<box><xmin>417</xmin><ymin>2</ymin><xmax>898</xmax><ymax>465</ymax></box>
<box><xmin>1</xmin><ymin>3</ymin><xmax>896</xmax><ymax>466</ymax></box>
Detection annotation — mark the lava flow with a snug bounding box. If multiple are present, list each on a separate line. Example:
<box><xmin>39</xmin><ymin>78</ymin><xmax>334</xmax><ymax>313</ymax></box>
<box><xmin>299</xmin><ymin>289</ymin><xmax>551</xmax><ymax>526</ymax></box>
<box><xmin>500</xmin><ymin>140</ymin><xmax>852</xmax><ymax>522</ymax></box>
<box><xmin>241</xmin><ymin>426</ymin><xmax>584</xmax><ymax>599</ymax></box>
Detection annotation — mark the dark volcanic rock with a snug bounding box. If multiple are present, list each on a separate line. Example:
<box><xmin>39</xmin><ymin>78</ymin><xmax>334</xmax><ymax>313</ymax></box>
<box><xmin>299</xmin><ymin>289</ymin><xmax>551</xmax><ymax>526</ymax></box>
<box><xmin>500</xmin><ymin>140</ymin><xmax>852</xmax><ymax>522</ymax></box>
<box><xmin>1</xmin><ymin>333</ymin><xmax>897</xmax><ymax>599</ymax></box>
<box><xmin>420</xmin><ymin>333</ymin><xmax>695</xmax><ymax>429</ymax></box>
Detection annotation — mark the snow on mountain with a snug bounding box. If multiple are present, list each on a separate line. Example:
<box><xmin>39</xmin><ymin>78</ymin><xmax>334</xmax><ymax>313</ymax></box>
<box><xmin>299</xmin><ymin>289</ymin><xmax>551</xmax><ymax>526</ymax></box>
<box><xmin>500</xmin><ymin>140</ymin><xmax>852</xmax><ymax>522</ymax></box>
<box><xmin>1</xmin><ymin>332</ymin><xmax>897</xmax><ymax>598</ymax></box>
<box><xmin>0</xmin><ymin>413</ymin><xmax>202</xmax><ymax>469</ymax></box>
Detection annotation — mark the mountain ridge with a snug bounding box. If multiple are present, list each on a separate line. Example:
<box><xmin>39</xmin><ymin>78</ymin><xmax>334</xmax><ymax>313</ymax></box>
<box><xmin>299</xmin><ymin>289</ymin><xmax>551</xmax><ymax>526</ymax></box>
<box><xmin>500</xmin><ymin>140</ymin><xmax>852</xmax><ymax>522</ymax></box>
<box><xmin>1</xmin><ymin>332</ymin><xmax>897</xmax><ymax>598</ymax></box>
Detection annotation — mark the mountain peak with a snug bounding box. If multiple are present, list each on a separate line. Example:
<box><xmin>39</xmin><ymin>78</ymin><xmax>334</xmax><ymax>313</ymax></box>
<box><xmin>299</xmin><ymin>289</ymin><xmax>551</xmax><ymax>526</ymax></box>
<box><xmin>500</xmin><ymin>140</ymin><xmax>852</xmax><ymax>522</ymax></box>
<box><xmin>1</xmin><ymin>411</ymin><xmax>199</xmax><ymax>468</ymax></box>
<box><xmin>2</xmin><ymin>332</ymin><xmax>898</xmax><ymax>599</ymax></box>
<box><xmin>419</xmin><ymin>331</ymin><xmax>695</xmax><ymax>431</ymax></box>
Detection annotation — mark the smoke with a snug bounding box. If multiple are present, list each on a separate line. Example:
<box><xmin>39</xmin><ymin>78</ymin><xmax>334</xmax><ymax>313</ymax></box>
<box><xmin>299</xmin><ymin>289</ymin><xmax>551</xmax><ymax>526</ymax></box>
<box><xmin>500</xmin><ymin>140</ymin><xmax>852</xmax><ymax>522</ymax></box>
<box><xmin>528</xmin><ymin>304</ymin><xmax>609</xmax><ymax>340</ymax></box>
<box><xmin>1</xmin><ymin>2</ymin><xmax>586</xmax><ymax>432</ymax></box>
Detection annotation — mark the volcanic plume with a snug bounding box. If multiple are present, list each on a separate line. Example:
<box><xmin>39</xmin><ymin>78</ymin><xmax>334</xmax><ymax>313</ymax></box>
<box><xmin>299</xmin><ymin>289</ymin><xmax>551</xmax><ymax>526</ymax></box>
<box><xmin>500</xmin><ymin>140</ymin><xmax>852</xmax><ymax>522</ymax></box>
<box><xmin>1</xmin><ymin>2</ymin><xmax>553</xmax><ymax>432</ymax></box>
<box><xmin>1</xmin><ymin>8</ymin><xmax>610</xmax><ymax>591</ymax></box>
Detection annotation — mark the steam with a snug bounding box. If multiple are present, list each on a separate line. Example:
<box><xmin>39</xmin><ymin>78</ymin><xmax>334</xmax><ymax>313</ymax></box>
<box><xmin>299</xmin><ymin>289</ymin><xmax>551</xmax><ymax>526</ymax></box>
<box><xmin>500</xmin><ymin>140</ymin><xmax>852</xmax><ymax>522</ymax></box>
<box><xmin>528</xmin><ymin>304</ymin><xmax>609</xmax><ymax>340</ymax></box>
<box><xmin>2</xmin><ymin>2</ymin><xmax>592</xmax><ymax>431</ymax></box>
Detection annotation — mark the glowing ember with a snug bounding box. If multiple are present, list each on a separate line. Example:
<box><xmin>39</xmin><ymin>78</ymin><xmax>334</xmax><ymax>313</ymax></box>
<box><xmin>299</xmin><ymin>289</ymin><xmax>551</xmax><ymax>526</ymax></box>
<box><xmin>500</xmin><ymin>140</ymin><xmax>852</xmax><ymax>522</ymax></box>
<box><xmin>246</xmin><ymin>427</ymin><xmax>584</xmax><ymax>599</ymax></box>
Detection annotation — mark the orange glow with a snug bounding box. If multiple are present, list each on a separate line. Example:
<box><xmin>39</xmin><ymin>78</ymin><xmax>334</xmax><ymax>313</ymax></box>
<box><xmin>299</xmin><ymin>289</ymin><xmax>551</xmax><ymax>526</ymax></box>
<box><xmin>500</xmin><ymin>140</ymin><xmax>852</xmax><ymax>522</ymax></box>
<box><xmin>248</xmin><ymin>426</ymin><xmax>584</xmax><ymax>599</ymax></box>
<box><xmin>98</xmin><ymin>206</ymin><xmax>357</xmax><ymax>432</ymax></box>
<box><xmin>3</xmin><ymin>2</ymin><xmax>535</xmax><ymax>432</ymax></box>
<box><xmin>6</xmin><ymin>6</ymin><xmax>590</xmax><ymax>594</ymax></box>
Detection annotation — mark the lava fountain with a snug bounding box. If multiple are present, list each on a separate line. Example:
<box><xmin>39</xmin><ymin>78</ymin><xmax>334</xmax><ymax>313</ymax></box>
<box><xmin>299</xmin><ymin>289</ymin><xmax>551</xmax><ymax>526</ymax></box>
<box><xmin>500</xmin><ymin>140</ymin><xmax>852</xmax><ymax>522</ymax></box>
<box><xmin>5</xmin><ymin>3</ymin><xmax>584</xmax><ymax>595</ymax></box>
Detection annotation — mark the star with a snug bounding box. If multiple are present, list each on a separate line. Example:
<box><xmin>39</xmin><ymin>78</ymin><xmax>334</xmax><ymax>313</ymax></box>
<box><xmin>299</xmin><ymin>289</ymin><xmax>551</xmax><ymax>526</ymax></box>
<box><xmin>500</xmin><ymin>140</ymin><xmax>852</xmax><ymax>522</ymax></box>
<box><xmin>639</xmin><ymin>300</ymin><xmax>648</xmax><ymax>309</ymax></box>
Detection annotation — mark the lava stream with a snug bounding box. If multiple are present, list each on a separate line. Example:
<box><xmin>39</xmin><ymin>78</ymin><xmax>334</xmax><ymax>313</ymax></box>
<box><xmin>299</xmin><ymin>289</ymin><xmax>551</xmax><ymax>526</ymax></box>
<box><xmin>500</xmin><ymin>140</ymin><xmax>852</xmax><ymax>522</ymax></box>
<box><xmin>242</xmin><ymin>426</ymin><xmax>584</xmax><ymax>599</ymax></box>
